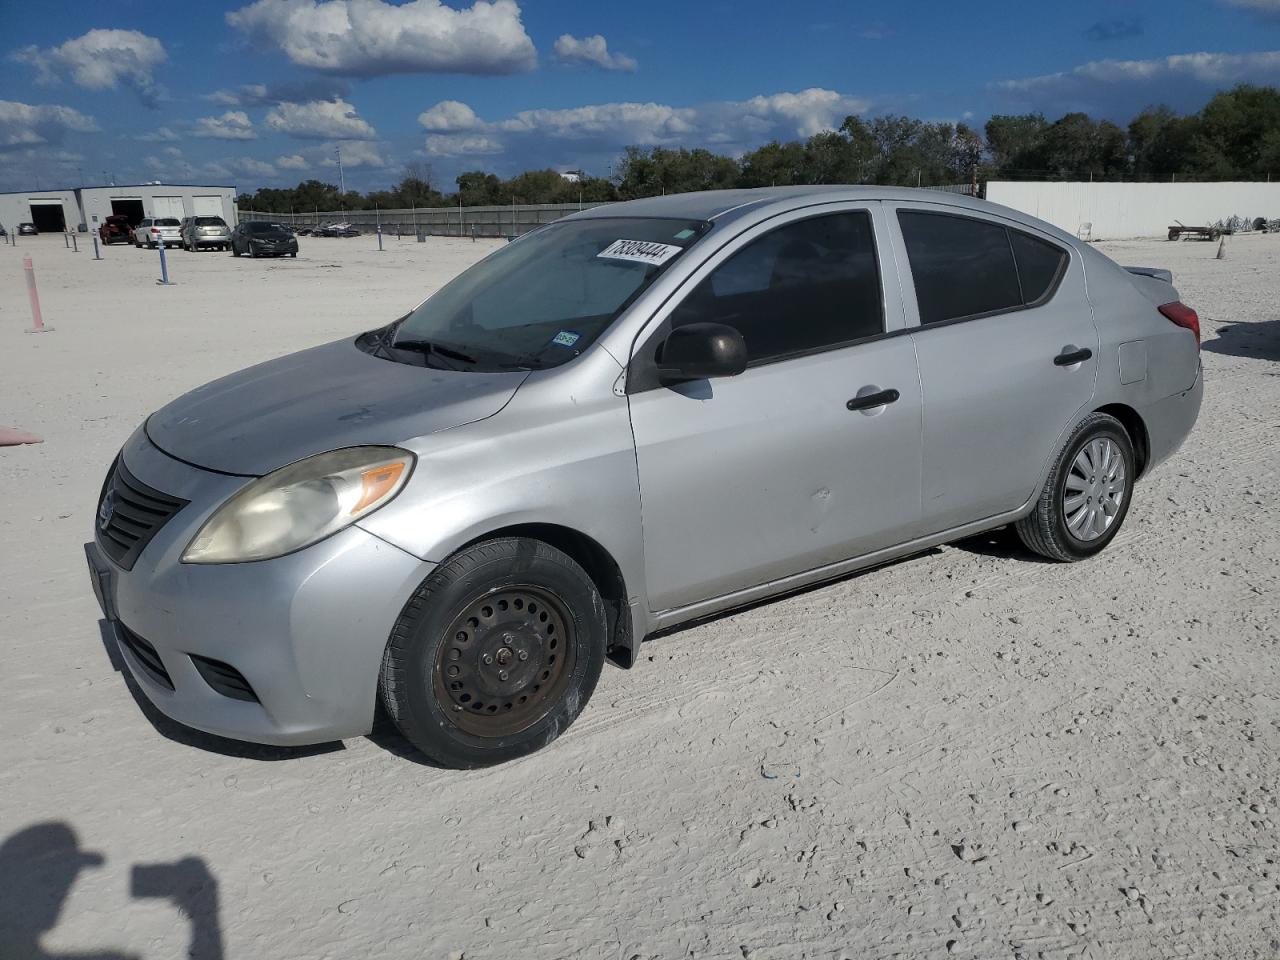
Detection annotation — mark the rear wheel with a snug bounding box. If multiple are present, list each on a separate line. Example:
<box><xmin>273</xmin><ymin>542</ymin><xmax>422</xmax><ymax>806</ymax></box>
<box><xmin>380</xmin><ymin>537</ymin><xmax>607</xmax><ymax>768</ymax></box>
<box><xmin>1015</xmin><ymin>413</ymin><xmax>1135</xmax><ymax>562</ymax></box>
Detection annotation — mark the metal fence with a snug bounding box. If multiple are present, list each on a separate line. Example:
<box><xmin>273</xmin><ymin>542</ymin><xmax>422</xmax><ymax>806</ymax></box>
<box><xmin>919</xmin><ymin>183</ymin><xmax>982</xmax><ymax>197</ymax></box>
<box><xmin>238</xmin><ymin>187</ymin><xmax>992</xmax><ymax>238</ymax></box>
<box><xmin>236</xmin><ymin>202</ymin><xmax>613</xmax><ymax>239</ymax></box>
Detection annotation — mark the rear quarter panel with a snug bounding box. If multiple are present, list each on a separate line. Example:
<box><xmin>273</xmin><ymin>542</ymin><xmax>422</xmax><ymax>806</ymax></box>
<box><xmin>1082</xmin><ymin>245</ymin><xmax>1200</xmax><ymax>402</ymax></box>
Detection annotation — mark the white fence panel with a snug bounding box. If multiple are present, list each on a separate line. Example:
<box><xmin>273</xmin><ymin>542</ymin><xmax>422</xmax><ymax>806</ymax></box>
<box><xmin>985</xmin><ymin>181</ymin><xmax>1280</xmax><ymax>240</ymax></box>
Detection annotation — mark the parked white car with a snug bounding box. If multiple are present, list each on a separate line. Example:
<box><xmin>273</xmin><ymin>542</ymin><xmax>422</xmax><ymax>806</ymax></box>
<box><xmin>134</xmin><ymin>217</ymin><xmax>183</xmax><ymax>249</ymax></box>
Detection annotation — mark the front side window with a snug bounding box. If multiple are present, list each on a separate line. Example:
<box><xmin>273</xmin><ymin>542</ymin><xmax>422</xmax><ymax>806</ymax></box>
<box><xmin>375</xmin><ymin>217</ymin><xmax>708</xmax><ymax>371</ymax></box>
<box><xmin>667</xmin><ymin>211</ymin><xmax>883</xmax><ymax>364</ymax></box>
<box><xmin>898</xmin><ymin>210</ymin><xmax>1068</xmax><ymax>325</ymax></box>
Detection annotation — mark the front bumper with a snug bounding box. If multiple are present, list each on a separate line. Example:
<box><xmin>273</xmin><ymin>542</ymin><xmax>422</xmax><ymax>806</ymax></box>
<box><xmin>249</xmin><ymin>242</ymin><xmax>298</xmax><ymax>255</ymax></box>
<box><xmin>87</xmin><ymin>430</ymin><xmax>434</xmax><ymax>745</ymax></box>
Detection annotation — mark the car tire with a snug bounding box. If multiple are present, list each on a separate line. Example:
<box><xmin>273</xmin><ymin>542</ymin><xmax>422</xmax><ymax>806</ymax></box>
<box><xmin>379</xmin><ymin>537</ymin><xmax>607</xmax><ymax>769</ymax></box>
<box><xmin>1015</xmin><ymin>413</ymin><xmax>1135</xmax><ymax>562</ymax></box>
<box><xmin>290</xmin><ymin>251</ymin><xmax>297</xmax><ymax>258</ymax></box>
<box><xmin>232</xmin><ymin>245</ymin><xmax>240</xmax><ymax>257</ymax></box>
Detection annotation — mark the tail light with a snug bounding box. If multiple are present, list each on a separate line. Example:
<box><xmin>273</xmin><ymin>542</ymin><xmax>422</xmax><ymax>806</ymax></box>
<box><xmin>1158</xmin><ymin>301</ymin><xmax>1200</xmax><ymax>348</ymax></box>
<box><xmin>151</xmin><ymin>226</ymin><xmax>160</xmax><ymax>234</ymax></box>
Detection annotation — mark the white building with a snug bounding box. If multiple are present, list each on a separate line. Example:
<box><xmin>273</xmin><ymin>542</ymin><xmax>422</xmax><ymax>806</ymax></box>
<box><xmin>0</xmin><ymin>183</ymin><xmax>238</xmax><ymax>234</ymax></box>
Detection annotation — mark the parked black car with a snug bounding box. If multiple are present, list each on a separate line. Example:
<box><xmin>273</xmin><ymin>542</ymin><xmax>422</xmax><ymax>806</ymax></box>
<box><xmin>18</xmin><ymin>222</ymin><xmax>38</xmax><ymax>236</ymax></box>
<box><xmin>231</xmin><ymin>221</ymin><xmax>299</xmax><ymax>258</ymax></box>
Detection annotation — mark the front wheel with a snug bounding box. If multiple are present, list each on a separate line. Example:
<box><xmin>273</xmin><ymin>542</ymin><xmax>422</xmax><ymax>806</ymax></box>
<box><xmin>232</xmin><ymin>244</ymin><xmax>240</xmax><ymax>257</ymax></box>
<box><xmin>1015</xmin><ymin>413</ymin><xmax>1135</xmax><ymax>562</ymax></box>
<box><xmin>380</xmin><ymin>538</ymin><xmax>607</xmax><ymax>768</ymax></box>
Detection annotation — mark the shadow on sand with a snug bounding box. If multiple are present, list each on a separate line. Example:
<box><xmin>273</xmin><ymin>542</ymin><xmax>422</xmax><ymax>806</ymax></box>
<box><xmin>0</xmin><ymin>822</ymin><xmax>224</xmax><ymax>959</ymax></box>
<box><xmin>1203</xmin><ymin>319</ymin><xmax>1280</xmax><ymax>362</ymax></box>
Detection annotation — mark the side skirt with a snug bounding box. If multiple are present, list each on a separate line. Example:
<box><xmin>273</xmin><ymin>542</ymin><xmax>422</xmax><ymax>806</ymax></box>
<box><xmin>647</xmin><ymin>502</ymin><xmax>1035</xmax><ymax>634</ymax></box>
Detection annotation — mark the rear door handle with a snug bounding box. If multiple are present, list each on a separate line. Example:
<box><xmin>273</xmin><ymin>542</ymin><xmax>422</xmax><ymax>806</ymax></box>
<box><xmin>846</xmin><ymin>388</ymin><xmax>900</xmax><ymax>411</ymax></box>
<box><xmin>1054</xmin><ymin>347</ymin><xmax>1093</xmax><ymax>366</ymax></box>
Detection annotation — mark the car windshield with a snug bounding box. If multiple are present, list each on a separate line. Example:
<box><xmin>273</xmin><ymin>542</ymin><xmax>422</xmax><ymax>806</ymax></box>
<box><xmin>247</xmin><ymin>222</ymin><xmax>288</xmax><ymax>234</ymax></box>
<box><xmin>156</xmin><ymin>218</ymin><xmax>180</xmax><ymax>227</ymax></box>
<box><xmin>374</xmin><ymin>217</ymin><xmax>708</xmax><ymax>371</ymax></box>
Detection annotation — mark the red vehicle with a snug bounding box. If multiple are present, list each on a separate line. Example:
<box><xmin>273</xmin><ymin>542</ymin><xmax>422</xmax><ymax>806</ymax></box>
<box><xmin>98</xmin><ymin>215</ymin><xmax>135</xmax><ymax>245</ymax></box>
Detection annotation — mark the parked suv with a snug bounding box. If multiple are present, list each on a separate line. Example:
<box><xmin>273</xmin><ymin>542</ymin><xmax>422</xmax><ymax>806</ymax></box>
<box><xmin>87</xmin><ymin>187</ymin><xmax>1202</xmax><ymax>768</ymax></box>
<box><xmin>184</xmin><ymin>216</ymin><xmax>231</xmax><ymax>252</ymax></box>
<box><xmin>98</xmin><ymin>215</ymin><xmax>135</xmax><ymax>245</ymax></box>
<box><xmin>135</xmin><ymin>218</ymin><xmax>182</xmax><ymax>249</ymax></box>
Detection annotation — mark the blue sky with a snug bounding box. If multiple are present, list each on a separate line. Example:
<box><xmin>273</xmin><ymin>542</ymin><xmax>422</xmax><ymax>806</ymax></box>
<box><xmin>2</xmin><ymin>0</ymin><xmax>1279</xmax><ymax>194</ymax></box>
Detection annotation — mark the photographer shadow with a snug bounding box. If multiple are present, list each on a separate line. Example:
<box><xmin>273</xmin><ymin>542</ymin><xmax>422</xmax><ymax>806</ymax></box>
<box><xmin>0</xmin><ymin>823</ymin><xmax>223</xmax><ymax>959</ymax></box>
<box><xmin>1203</xmin><ymin>319</ymin><xmax>1280</xmax><ymax>361</ymax></box>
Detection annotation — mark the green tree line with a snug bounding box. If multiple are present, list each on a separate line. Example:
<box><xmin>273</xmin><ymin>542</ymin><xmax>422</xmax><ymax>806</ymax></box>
<box><xmin>238</xmin><ymin>84</ymin><xmax>1280</xmax><ymax>213</ymax></box>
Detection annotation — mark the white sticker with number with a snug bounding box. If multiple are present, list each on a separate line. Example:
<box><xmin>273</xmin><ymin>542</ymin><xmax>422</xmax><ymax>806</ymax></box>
<box><xmin>597</xmin><ymin>239</ymin><xmax>683</xmax><ymax>266</ymax></box>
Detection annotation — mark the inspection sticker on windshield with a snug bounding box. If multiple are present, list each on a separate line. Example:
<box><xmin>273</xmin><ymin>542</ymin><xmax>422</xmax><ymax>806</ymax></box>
<box><xmin>597</xmin><ymin>239</ymin><xmax>682</xmax><ymax>266</ymax></box>
<box><xmin>551</xmin><ymin>330</ymin><xmax>581</xmax><ymax>348</ymax></box>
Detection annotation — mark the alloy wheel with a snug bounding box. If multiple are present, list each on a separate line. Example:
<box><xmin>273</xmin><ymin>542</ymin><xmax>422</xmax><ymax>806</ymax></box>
<box><xmin>1063</xmin><ymin>437</ymin><xmax>1127</xmax><ymax>541</ymax></box>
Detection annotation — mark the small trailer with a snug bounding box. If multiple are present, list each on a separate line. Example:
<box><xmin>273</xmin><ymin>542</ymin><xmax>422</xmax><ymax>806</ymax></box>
<box><xmin>1167</xmin><ymin>222</ymin><xmax>1226</xmax><ymax>241</ymax></box>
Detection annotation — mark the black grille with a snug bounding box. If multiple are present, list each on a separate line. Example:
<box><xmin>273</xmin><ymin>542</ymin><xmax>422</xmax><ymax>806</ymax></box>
<box><xmin>191</xmin><ymin>655</ymin><xmax>259</xmax><ymax>702</ymax></box>
<box><xmin>96</xmin><ymin>459</ymin><xmax>187</xmax><ymax>571</ymax></box>
<box><xmin>117</xmin><ymin>624</ymin><xmax>174</xmax><ymax>690</ymax></box>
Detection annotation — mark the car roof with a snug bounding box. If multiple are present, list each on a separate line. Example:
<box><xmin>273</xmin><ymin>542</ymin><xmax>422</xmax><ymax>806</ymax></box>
<box><xmin>568</xmin><ymin>185</ymin><xmax>1077</xmax><ymax>244</ymax></box>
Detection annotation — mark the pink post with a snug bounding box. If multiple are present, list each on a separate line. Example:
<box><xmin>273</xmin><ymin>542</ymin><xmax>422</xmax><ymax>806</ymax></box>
<box><xmin>23</xmin><ymin>256</ymin><xmax>52</xmax><ymax>334</ymax></box>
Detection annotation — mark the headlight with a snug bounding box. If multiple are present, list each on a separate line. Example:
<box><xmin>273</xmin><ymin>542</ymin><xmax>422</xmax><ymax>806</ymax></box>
<box><xmin>181</xmin><ymin>446</ymin><xmax>414</xmax><ymax>563</ymax></box>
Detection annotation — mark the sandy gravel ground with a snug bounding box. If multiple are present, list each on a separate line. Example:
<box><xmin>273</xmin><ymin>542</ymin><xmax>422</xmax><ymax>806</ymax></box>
<box><xmin>1</xmin><ymin>230</ymin><xmax>1277</xmax><ymax>960</ymax></box>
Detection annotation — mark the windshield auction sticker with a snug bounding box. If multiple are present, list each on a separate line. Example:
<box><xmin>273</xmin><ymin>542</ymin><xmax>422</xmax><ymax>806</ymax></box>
<box><xmin>597</xmin><ymin>239</ymin><xmax>683</xmax><ymax>266</ymax></box>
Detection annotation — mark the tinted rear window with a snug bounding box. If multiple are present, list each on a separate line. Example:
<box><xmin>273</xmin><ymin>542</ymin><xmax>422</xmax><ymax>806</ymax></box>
<box><xmin>899</xmin><ymin>212</ymin><xmax>1021</xmax><ymax>325</ymax></box>
<box><xmin>1009</xmin><ymin>230</ymin><xmax>1067</xmax><ymax>303</ymax></box>
<box><xmin>156</xmin><ymin>218</ymin><xmax>180</xmax><ymax>226</ymax></box>
<box><xmin>195</xmin><ymin>217</ymin><xmax>226</xmax><ymax>226</ymax></box>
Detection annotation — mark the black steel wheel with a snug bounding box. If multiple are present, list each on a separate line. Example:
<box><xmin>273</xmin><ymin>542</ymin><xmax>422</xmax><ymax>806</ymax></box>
<box><xmin>380</xmin><ymin>537</ymin><xmax>607</xmax><ymax>768</ymax></box>
<box><xmin>434</xmin><ymin>585</ymin><xmax>576</xmax><ymax>738</ymax></box>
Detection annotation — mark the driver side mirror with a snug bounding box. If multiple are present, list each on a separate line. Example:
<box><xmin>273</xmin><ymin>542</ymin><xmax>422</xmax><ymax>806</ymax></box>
<box><xmin>656</xmin><ymin>323</ymin><xmax>748</xmax><ymax>383</ymax></box>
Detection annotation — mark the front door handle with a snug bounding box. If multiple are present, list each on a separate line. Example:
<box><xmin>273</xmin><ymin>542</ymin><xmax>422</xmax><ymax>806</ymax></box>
<box><xmin>846</xmin><ymin>388</ymin><xmax>900</xmax><ymax>412</ymax></box>
<box><xmin>1054</xmin><ymin>347</ymin><xmax>1093</xmax><ymax>366</ymax></box>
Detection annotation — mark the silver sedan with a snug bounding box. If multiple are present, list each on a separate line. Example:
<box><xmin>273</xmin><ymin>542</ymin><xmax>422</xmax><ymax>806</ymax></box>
<box><xmin>86</xmin><ymin>186</ymin><xmax>1202</xmax><ymax>767</ymax></box>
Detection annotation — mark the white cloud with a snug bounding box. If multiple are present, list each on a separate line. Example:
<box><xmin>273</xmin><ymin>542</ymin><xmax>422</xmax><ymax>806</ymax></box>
<box><xmin>192</xmin><ymin>110</ymin><xmax>257</xmax><ymax>140</ymax></box>
<box><xmin>228</xmin><ymin>157</ymin><xmax>277</xmax><ymax>178</ymax></box>
<box><xmin>425</xmin><ymin>88</ymin><xmax>870</xmax><ymax>155</ymax></box>
<box><xmin>14</xmin><ymin>29</ymin><xmax>167</xmax><ymax>105</ymax></box>
<box><xmin>226</xmin><ymin>0</ymin><xmax>536</xmax><ymax>77</ymax></box>
<box><xmin>139</xmin><ymin>126</ymin><xmax>181</xmax><ymax>143</ymax></box>
<box><xmin>418</xmin><ymin>100</ymin><xmax>483</xmax><ymax>132</ymax></box>
<box><xmin>424</xmin><ymin>133</ymin><xmax>505</xmax><ymax>156</ymax></box>
<box><xmin>739</xmin><ymin>89</ymin><xmax>869</xmax><ymax>139</ymax></box>
<box><xmin>321</xmin><ymin>140</ymin><xmax>387</xmax><ymax>168</ymax></box>
<box><xmin>277</xmin><ymin>153</ymin><xmax>310</xmax><ymax>169</ymax></box>
<box><xmin>265</xmin><ymin>99</ymin><xmax>377</xmax><ymax>139</ymax></box>
<box><xmin>0</xmin><ymin>100</ymin><xmax>98</xmax><ymax>150</ymax></box>
<box><xmin>1223</xmin><ymin>0</ymin><xmax>1280</xmax><ymax>11</ymax></box>
<box><xmin>994</xmin><ymin>50</ymin><xmax>1280</xmax><ymax>114</ymax></box>
<box><xmin>553</xmin><ymin>34</ymin><xmax>637</xmax><ymax>72</ymax></box>
<box><xmin>205</xmin><ymin>78</ymin><xmax>352</xmax><ymax>107</ymax></box>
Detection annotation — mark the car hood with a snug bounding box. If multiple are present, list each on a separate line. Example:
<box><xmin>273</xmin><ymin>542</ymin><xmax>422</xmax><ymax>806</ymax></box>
<box><xmin>146</xmin><ymin>337</ymin><xmax>528</xmax><ymax>475</ymax></box>
<box><xmin>251</xmin><ymin>232</ymin><xmax>293</xmax><ymax>241</ymax></box>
